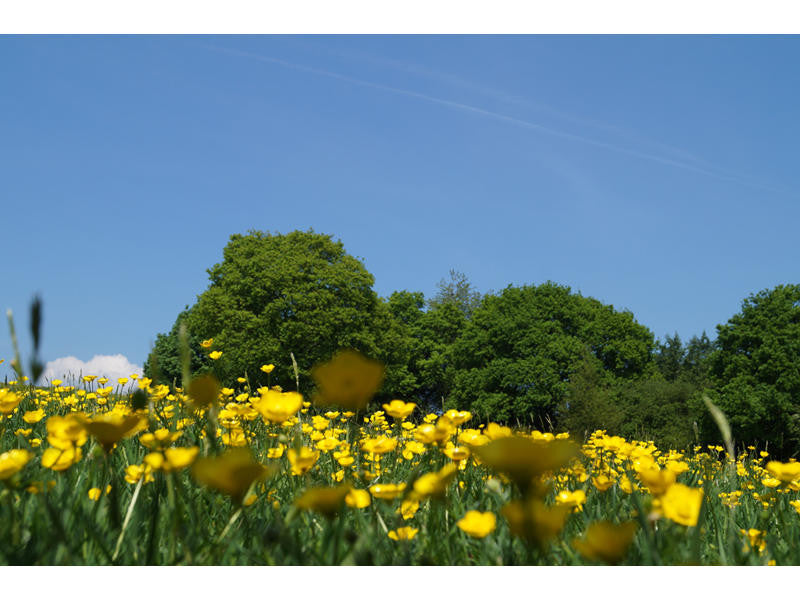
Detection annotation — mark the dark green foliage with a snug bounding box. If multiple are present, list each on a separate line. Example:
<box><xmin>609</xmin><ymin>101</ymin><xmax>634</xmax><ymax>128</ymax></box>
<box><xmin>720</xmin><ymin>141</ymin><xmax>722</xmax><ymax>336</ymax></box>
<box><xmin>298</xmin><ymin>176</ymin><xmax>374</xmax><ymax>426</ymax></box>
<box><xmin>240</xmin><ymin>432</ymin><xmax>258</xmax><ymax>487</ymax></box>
<box><xmin>654</xmin><ymin>331</ymin><xmax>715</xmax><ymax>387</ymax></box>
<box><xmin>428</xmin><ymin>269</ymin><xmax>483</xmax><ymax>319</ymax></box>
<box><xmin>446</xmin><ymin>282</ymin><xmax>656</xmax><ymax>426</ymax></box>
<box><xmin>385</xmin><ymin>290</ymin><xmax>467</xmax><ymax>410</ymax></box>
<box><xmin>143</xmin><ymin>310</ymin><xmax>212</xmax><ymax>385</ymax></box>
<box><xmin>562</xmin><ymin>349</ymin><xmax>696</xmax><ymax>450</ymax></box>
<box><xmin>146</xmin><ymin>230</ymin><xmax>413</xmax><ymax>399</ymax></box>
<box><xmin>558</xmin><ymin>347</ymin><xmax>625</xmax><ymax>437</ymax></box>
<box><xmin>615</xmin><ymin>378</ymin><xmax>697</xmax><ymax>450</ymax></box>
<box><xmin>655</xmin><ymin>332</ymin><xmax>685</xmax><ymax>382</ymax></box>
<box><xmin>696</xmin><ymin>284</ymin><xmax>800</xmax><ymax>455</ymax></box>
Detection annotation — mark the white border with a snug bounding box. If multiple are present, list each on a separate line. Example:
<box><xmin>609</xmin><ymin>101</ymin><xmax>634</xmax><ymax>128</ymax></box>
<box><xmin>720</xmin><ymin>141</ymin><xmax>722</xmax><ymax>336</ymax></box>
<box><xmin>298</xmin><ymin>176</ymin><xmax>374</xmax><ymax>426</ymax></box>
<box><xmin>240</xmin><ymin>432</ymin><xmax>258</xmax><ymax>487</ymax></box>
<box><xmin>1</xmin><ymin>1</ymin><xmax>800</xmax><ymax>34</ymax></box>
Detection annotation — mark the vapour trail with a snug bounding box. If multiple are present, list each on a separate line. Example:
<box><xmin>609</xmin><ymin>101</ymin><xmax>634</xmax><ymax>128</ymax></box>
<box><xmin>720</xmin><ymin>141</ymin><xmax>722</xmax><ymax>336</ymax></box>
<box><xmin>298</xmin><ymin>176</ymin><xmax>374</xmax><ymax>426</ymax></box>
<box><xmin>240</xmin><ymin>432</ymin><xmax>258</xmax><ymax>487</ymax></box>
<box><xmin>200</xmin><ymin>43</ymin><xmax>781</xmax><ymax>192</ymax></box>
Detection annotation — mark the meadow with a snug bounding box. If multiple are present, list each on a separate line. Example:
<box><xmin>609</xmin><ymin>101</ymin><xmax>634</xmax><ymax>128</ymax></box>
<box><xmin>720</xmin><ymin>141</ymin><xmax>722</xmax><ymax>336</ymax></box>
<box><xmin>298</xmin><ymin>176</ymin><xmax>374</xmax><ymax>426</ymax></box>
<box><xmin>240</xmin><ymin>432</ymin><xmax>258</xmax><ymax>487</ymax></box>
<box><xmin>2</xmin><ymin>343</ymin><xmax>800</xmax><ymax>566</ymax></box>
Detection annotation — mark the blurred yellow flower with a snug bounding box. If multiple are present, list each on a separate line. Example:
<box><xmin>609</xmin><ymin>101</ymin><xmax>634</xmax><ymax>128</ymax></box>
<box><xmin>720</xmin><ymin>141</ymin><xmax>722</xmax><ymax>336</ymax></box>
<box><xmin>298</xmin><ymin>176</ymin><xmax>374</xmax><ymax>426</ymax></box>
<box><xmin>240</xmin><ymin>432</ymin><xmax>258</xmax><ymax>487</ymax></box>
<box><xmin>311</xmin><ymin>350</ymin><xmax>385</xmax><ymax>410</ymax></box>
<box><xmin>192</xmin><ymin>448</ymin><xmax>271</xmax><ymax>504</ymax></box>
<box><xmin>382</xmin><ymin>400</ymin><xmax>416</xmax><ymax>420</ymax></box>
<box><xmin>82</xmin><ymin>413</ymin><xmax>146</xmax><ymax>453</ymax></box>
<box><xmin>295</xmin><ymin>485</ymin><xmax>351</xmax><ymax>517</ymax></box>
<box><xmin>200</xmin><ymin>338</ymin><xmax>214</xmax><ymax>348</ymax></box>
<box><xmin>252</xmin><ymin>390</ymin><xmax>303</xmax><ymax>424</ymax></box>
<box><xmin>345</xmin><ymin>488</ymin><xmax>371</xmax><ymax>509</ymax></box>
<box><xmin>765</xmin><ymin>460</ymin><xmax>800</xmax><ymax>484</ymax></box>
<box><xmin>660</xmin><ymin>483</ymin><xmax>703</xmax><ymax>527</ymax></box>
<box><xmin>388</xmin><ymin>526</ymin><xmax>418</xmax><ymax>541</ymax></box>
<box><xmin>369</xmin><ymin>483</ymin><xmax>406</xmax><ymax>500</ymax></box>
<box><xmin>474</xmin><ymin>436</ymin><xmax>578</xmax><ymax>494</ymax></box>
<box><xmin>209</xmin><ymin>351</ymin><xmax>223</xmax><ymax>360</ymax></box>
<box><xmin>288</xmin><ymin>447</ymin><xmax>319</xmax><ymax>476</ymax></box>
<box><xmin>41</xmin><ymin>445</ymin><xmax>83</xmax><ymax>471</ymax></box>
<box><xmin>22</xmin><ymin>409</ymin><xmax>46</xmax><ymax>423</ymax></box>
<box><xmin>457</xmin><ymin>510</ymin><xmax>497</xmax><ymax>538</ymax></box>
<box><xmin>0</xmin><ymin>389</ymin><xmax>21</xmax><ymax>414</ymax></box>
<box><xmin>0</xmin><ymin>449</ymin><xmax>33</xmax><ymax>480</ymax></box>
<box><xmin>573</xmin><ymin>521</ymin><xmax>638</xmax><ymax>564</ymax></box>
<box><xmin>260</xmin><ymin>364</ymin><xmax>275</xmax><ymax>374</ymax></box>
<box><xmin>502</xmin><ymin>498</ymin><xmax>571</xmax><ymax>545</ymax></box>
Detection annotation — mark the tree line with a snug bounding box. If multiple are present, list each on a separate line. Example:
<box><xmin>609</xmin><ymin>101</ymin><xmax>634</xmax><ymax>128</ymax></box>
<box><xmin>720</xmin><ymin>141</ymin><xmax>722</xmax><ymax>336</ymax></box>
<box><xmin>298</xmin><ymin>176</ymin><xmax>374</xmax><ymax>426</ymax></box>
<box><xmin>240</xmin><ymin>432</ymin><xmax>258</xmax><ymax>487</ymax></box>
<box><xmin>144</xmin><ymin>230</ymin><xmax>800</xmax><ymax>456</ymax></box>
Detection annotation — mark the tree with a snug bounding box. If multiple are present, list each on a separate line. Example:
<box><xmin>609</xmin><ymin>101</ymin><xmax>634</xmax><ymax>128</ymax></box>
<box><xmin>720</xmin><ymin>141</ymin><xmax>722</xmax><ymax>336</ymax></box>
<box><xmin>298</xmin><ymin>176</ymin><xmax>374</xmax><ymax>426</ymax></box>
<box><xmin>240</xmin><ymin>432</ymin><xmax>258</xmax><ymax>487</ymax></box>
<box><xmin>696</xmin><ymin>284</ymin><xmax>800</xmax><ymax>455</ymax></box>
<box><xmin>385</xmin><ymin>290</ymin><xmax>468</xmax><ymax>411</ymax></box>
<box><xmin>446</xmin><ymin>282</ymin><xmax>656</xmax><ymax>426</ymax></box>
<box><xmin>146</xmin><ymin>230</ymin><xmax>413</xmax><ymax>398</ymax></box>
<box><xmin>428</xmin><ymin>269</ymin><xmax>483</xmax><ymax>319</ymax></box>
<box><xmin>655</xmin><ymin>332</ymin><xmax>685</xmax><ymax>382</ymax></box>
<box><xmin>143</xmin><ymin>309</ymin><xmax>212</xmax><ymax>385</ymax></box>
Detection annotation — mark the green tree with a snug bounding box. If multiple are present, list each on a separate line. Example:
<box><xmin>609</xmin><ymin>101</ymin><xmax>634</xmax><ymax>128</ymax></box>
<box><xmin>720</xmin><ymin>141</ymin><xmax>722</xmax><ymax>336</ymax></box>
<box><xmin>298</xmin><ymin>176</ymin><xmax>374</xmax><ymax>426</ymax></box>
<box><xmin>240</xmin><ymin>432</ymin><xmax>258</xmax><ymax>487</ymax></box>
<box><xmin>446</xmin><ymin>282</ymin><xmax>656</xmax><ymax>426</ymax></box>
<box><xmin>696</xmin><ymin>284</ymin><xmax>800</xmax><ymax>455</ymax></box>
<box><xmin>655</xmin><ymin>332</ymin><xmax>685</xmax><ymax>382</ymax></box>
<box><xmin>143</xmin><ymin>309</ymin><xmax>212</xmax><ymax>385</ymax></box>
<box><xmin>146</xmin><ymin>230</ymin><xmax>414</xmax><ymax>398</ymax></box>
<box><xmin>385</xmin><ymin>290</ymin><xmax>468</xmax><ymax>411</ymax></box>
<box><xmin>428</xmin><ymin>269</ymin><xmax>483</xmax><ymax>319</ymax></box>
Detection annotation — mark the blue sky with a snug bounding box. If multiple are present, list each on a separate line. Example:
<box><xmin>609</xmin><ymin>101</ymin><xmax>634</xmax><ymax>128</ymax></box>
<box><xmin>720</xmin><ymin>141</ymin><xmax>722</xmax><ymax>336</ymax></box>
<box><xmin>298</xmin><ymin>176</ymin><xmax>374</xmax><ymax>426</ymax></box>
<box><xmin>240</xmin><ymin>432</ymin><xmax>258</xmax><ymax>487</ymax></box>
<box><xmin>1</xmin><ymin>35</ymin><xmax>798</xmax><ymax>380</ymax></box>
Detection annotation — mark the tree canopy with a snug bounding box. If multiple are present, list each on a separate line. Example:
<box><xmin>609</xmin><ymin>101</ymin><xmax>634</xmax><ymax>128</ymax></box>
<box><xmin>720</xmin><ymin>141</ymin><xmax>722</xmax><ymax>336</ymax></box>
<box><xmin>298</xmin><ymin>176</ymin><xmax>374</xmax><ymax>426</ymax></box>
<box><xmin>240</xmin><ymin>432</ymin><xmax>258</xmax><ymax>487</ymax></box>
<box><xmin>145</xmin><ymin>230</ymin><xmax>399</xmax><ymax>395</ymax></box>
<box><xmin>697</xmin><ymin>284</ymin><xmax>800</xmax><ymax>453</ymax></box>
<box><xmin>445</xmin><ymin>282</ymin><xmax>656</xmax><ymax>426</ymax></box>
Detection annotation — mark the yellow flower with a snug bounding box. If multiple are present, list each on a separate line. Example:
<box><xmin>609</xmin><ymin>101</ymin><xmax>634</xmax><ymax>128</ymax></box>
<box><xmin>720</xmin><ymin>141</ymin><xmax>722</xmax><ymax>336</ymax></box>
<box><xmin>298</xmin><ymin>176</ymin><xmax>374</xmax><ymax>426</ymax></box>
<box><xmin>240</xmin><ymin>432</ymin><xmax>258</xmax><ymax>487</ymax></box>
<box><xmin>474</xmin><ymin>436</ymin><xmax>579</xmax><ymax>494</ymax></box>
<box><xmin>502</xmin><ymin>498</ymin><xmax>571</xmax><ymax>545</ymax></box>
<box><xmin>573</xmin><ymin>521</ymin><xmax>638</xmax><ymax>564</ymax></box>
<box><xmin>360</xmin><ymin>436</ymin><xmax>398</xmax><ymax>455</ymax></box>
<box><xmin>411</xmin><ymin>463</ymin><xmax>457</xmax><ymax>500</ymax></box>
<box><xmin>636</xmin><ymin>467</ymin><xmax>677</xmax><ymax>497</ymax></box>
<box><xmin>398</xmin><ymin>499</ymin><xmax>420</xmax><ymax>520</ymax></box>
<box><xmin>288</xmin><ymin>447</ymin><xmax>319</xmax><ymax>476</ymax></box>
<box><xmin>124</xmin><ymin>464</ymin><xmax>154</xmax><ymax>485</ymax></box>
<box><xmin>295</xmin><ymin>485</ymin><xmax>351</xmax><ymax>517</ymax></box>
<box><xmin>0</xmin><ymin>389</ymin><xmax>21</xmax><ymax>414</ymax></box>
<box><xmin>47</xmin><ymin>415</ymin><xmax>88</xmax><ymax>449</ymax></box>
<box><xmin>88</xmin><ymin>487</ymin><xmax>102</xmax><ymax>501</ymax></box>
<box><xmin>163</xmin><ymin>447</ymin><xmax>200</xmax><ymax>471</ymax></box>
<box><xmin>0</xmin><ymin>449</ymin><xmax>33</xmax><ymax>480</ymax></box>
<box><xmin>260</xmin><ymin>364</ymin><xmax>275</xmax><ymax>374</ymax></box>
<box><xmin>443</xmin><ymin>443</ymin><xmax>471</xmax><ymax>461</ymax></box>
<box><xmin>439</xmin><ymin>409</ymin><xmax>472</xmax><ymax>427</ymax></box>
<box><xmin>388</xmin><ymin>526</ymin><xmax>418</xmax><ymax>541</ymax></box>
<box><xmin>457</xmin><ymin>510</ymin><xmax>497</xmax><ymax>538</ymax></box>
<box><xmin>316</xmin><ymin>437</ymin><xmax>340</xmax><ymax>452</ymax></box>
<box><xmin>311</xmin><ymin>350</ymin><xmax>385</xmax><ymax>410</ymax></box>
<box><xmin>369</xmin><ymin>483</ymin><xmax>406</xmax><ymax>500</ymax></box>
<box><xmin>139</xmin><ymin>428</ymin><xmax>182</xmax><ymax>450</ymax></box>
<box><xmin>345</xmin><ymin>488</ymin><xmax>371</xmax><ymax>509</ymax></box>
<box><xmin>382</xmin><ymin>400</ymin><xmax>416</xmax><ymax>420</ymax></box>
<box><xmin>660</xmin><ymin>483</ymin><xmax>703</xmax><ymax>527</ymax></box>
<box><xmin>740</xmin><ymin>528</ymin><xmax>767</xmax><ymax>553</ymax></box>
<box><xmin>414</xmin><ymin>423</ymin><xmax>451</xmax><ymax>445</ymax></box>
<box><xmin>458</xmin><ymin>429</ymin><xmax>490</xmax><ymax>447</ymax></box>
<box><xmin>41</xmin><ymin>445</ymin><xmax>83</xmax><ymax>471</ymax></box>
<box><xmin>252</xmin><ymin>390</ymin><xmax>303</xmax><ymax>424</ymax></box>
<box><xmin>765</xmin><ymin>460</ymin><xmax>800</xmax><ymax>484</ymax></box>
<box><xmin>592</xmin><ymin>473</ymin><xmax>615</xmax><ymax>492</ymax></box>
<box><xmin>192</xmin><ymin>448</ymin><xmax>272</xmax><ymax>504</ymax></box>
<box><xmin>267</xmin><ymin>444</ymin><xmax>285</xmax><ymax>459</ymax></box>
<box><xmin>209</xmin><ymin>351</ymin><xmax>223</xmax><ymax>360</ymax></box>
<box><xmin>200</xmin><ymin>338</ymin><xmax>214</xmax><ymax>348</ymax></box>
<box><xmin>788</xmin><ymin>499</ymin><xmax>800</xmax><ymax>515</ymax></box>
<box><xmin>82</xmin><ymin>413</ymin><xmax>146</xmax><ymax>453</ymax></box>
<box><xmin>22</xmin><ymin>409</ymin><xmax>46</xmax><ymax>424</ymax></box>
<box><xmin>555</xmin><ymin>489</ymin><xmax>587</xmax><ymax>511</ymax></box>
<box><xmin>485</xmin><ymin>422</ymin><xmax>512</xmax><ymax>440</ymax></box>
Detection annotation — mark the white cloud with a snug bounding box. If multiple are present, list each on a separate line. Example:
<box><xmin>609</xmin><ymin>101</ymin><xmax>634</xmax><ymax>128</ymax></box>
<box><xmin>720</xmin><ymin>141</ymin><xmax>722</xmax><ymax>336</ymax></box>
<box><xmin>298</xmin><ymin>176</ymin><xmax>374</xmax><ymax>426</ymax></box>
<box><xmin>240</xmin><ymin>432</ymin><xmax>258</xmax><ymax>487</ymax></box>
<box><xmin>42</xmin><ymin>354</ymin><xmax>143</xmax><ymax>384</ymax></box>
